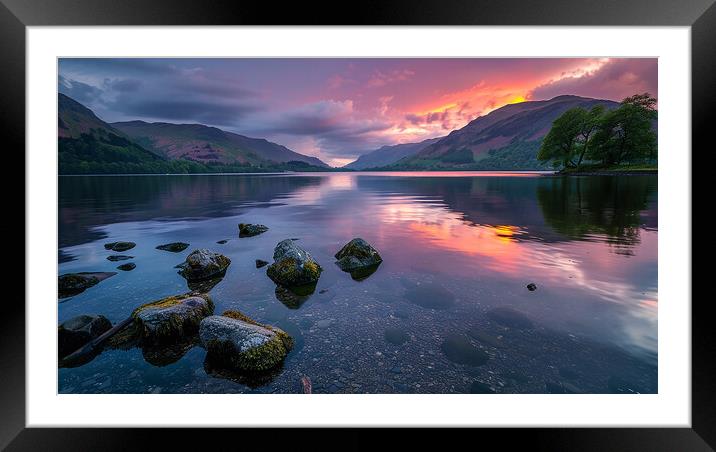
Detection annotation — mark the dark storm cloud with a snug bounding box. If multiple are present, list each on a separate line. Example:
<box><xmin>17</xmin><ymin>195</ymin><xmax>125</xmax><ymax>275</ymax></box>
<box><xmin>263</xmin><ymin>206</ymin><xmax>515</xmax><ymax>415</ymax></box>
<box><xmin>58</xmin><ymin>75</ymin><xmax>104</xmax><ymax>105</ymax></box>
<box><xmin>118</xmin><ymin>99</ymin><xmax>260</xmax><ymax>126</ymax></box>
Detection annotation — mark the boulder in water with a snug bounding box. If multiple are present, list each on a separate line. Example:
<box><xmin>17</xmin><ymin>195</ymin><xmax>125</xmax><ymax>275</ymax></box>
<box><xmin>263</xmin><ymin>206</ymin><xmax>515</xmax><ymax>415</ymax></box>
<box><xmin>176</xmin><ymin>249</ymin><xmax>231</xmax><ymax>281</ymax></box>
<box><xmin>156</xmin><ymin>242</ymin><xmax>190</xmax><ymax>253</ymax></box>
<box><xmin>266</xmin><ymin>239</ymin><xmax>322</xmax><ymax>287</ymax></box>
<box><xmin>199</xmin><ymin>311</ymin><xmax>293</xmax><ymax>372</ymax></box>
<box><xmin>58</xmin><ymin>272</ymin><xmax>116</xmax><ymax>298</ymax></box>
<box><xmin>107</xmin><ymin>255</ymin><xmax>133</xmax><ymax>262</ymax></box>
<box><xmin>238</xmin><ymin>223</ymin><xmax>269</xmax><ymax>237</ymax></box>
<box><xmin>58</xmin><ymin>314</ymin><xmax>112</xmax><ymax>358</ymax></box>
<box><xmin>104</xmin><ymin>241</ymin><xmax>136</xmax><ymax>252</ymax></box>
<box><xmin>132</xmin><ymin>293</ymin><xmax>214</xmax><ymax>343</ymax></box>
<box><xmin>334</xmin><ymin>238</ymin><xmax>382</xmax><ymax>277</ymax></box>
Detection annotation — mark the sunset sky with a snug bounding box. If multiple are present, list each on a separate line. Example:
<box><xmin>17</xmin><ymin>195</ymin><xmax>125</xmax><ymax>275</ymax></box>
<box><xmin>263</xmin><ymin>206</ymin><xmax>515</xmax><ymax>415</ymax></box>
<box><xmin>58</xmin><ymin>58</ymin><xmax>657</xmax><ymax>167</ymax></box>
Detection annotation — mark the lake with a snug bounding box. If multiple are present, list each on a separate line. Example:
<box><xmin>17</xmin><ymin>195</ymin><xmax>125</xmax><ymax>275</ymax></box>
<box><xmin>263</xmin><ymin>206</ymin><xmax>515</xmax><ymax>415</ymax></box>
<box><xmin>58</xmin><ymin>172</ymin><xmax>658</xmax><ymax>394</ymax></box>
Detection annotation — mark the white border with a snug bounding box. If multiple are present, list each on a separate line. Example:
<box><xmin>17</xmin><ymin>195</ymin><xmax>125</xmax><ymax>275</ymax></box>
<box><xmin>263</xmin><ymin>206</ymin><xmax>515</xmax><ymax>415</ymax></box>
<box><xmin>27</xmin><ymin>26</ymin><xmax>691</xmax><ymax>427</ymax></box>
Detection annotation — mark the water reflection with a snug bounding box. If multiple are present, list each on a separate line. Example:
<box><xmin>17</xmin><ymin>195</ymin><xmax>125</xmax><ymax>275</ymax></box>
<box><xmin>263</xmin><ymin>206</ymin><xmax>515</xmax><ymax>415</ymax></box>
<box><xmin>58</xmin><ymin>172</ymin><xmax>658</xmax><ymax>394</ymax></box>
<box><xmin>536</xmin><ymin>175</ymin><xmax>657</xmax><ymax>251</ymax></box>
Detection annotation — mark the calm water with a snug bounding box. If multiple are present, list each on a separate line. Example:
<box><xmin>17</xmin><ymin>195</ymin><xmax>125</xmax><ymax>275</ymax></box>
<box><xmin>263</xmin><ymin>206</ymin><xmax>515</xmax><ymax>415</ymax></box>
<box><xmin>58</xmin><ymin>172</ymin><xmax>658</xmax><ymax>394</ymax></box>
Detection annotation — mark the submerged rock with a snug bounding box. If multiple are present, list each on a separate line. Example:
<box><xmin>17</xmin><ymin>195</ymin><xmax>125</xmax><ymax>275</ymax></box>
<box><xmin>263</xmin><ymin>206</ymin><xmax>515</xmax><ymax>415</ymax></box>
<box><xmin>384</xmin><ymin>327</ymin><xmax>410</xmax><ymax>345</ymax></box>
<box><xmin>486</xmin><ymin>307</ymin><xmax>534</xmax><ymax>330</ymax></box>
<box><xmin>255</xmin><ymin>259</ymin><xmax>269</xmax><ymax>268</ymax></box>
<box><xmin>104</xmin><ymin>241</ymin><xmax>136</xmax><ymax>252</ymax></box>
<box><xmin>404</xmin><ymin>282</ymin><xmax>455</xmax><ymax>310</ymax></box>
<box><xmin>176</xmin><ymin>249</ymin><xmax>231</xmax><ymax>281</ymax></box>
<box><xmin>132</xmin><ymin>293</ymin><xmax>214</xmax><ymax>343</ymax></box>
<box><xmin>266</xmin><ymin>239</ymin><xmax>322</xmax><ymax>288</ymax></box>
<box><xmin>216</xmin><ymin>240</ymin><xmax>228</xmax><ymax>244</ymax></box>
<box><xmin>238</xmin><ymin>223</ymin><xmax>269</xmax><ymax>237</ymax></box>
<box><xmin>441</xmin><ymin>334</ymin><xmax>489</xmax><ymax>366</ymax></box>
<box><xmin>58</xmin><ymin>314</ymin><xmax>112</xmax><ymax>358</ymax></box>
<box><xmin>156</xmin><ymin>242</ymin><xmax>190</xmax><ymax>253</ymax></box>
<box><xmin>58</xmin><ymin>272</ymin><xmax>116</xmax><ymax>298</ymax></box>
<box><xmin>117</xmin><ymin>262</ymin><xmax>136</xmax><ymax>271</ymax></box>
<box><xmin>107</xmin><ymin>255</ymin><xmax>133</xmax><ymax>262</ymax></box>
<box><xmin>199</xmin><ymin>311</ymin><xmax>293</xmax><ymax>372</ymax></box>
<box><xmin>334</xmin><ymin>238</ymin><xmax>382</xmax><ymax>279</ymax></box>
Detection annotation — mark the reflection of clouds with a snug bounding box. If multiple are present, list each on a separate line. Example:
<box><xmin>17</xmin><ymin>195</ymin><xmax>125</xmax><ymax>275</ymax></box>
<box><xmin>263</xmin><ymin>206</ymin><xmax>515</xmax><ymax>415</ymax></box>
<box><xmin>359</xmin><ymin>188</ymin><xmax>657</xmax><ymax>356</ymax></box>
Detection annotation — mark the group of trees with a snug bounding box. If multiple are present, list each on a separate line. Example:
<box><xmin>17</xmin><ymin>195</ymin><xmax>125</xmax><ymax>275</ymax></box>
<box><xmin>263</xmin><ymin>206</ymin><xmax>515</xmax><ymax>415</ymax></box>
<box><xmin>537</xmin><ymin>93</ymin><xmax>657</xmax><ymax>170</ymax></box>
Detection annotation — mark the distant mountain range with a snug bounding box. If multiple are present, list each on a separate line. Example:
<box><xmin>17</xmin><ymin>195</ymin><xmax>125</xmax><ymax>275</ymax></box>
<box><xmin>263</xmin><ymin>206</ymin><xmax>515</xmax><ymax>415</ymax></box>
<box><xmin>112</xmin><ymin>120</ymin><xmax>327</xmax><ymax>168</ymax></box>
<box><xmin>344</xmin><ymin>137</ymin><xmax>442</xmax><ymax>170</ymax></box>
<box><xmin>58</xmin><ymin>93</ymin><xmax>329</xmax><ymax>174</ymax></box>
<box><xmin>345</xmin><ymin>95</ymin><xmax>622</xmax><ymax>170</ymax></box>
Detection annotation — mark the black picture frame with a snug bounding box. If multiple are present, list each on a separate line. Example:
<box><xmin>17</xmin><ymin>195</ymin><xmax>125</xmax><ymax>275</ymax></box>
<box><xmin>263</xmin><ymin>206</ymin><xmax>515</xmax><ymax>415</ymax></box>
<box><xmin>3</xmin><ymin>0</ymin><xmax>710</xmax><ymax>449</ymax></box>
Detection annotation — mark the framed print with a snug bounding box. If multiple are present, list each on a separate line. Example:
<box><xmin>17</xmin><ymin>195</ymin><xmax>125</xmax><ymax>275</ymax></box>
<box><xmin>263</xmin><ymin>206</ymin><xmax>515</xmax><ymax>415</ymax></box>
<box><xmin>4</xmin><ymin>0</ymin><xmax>712</xmax><ymax>449</ymax></box>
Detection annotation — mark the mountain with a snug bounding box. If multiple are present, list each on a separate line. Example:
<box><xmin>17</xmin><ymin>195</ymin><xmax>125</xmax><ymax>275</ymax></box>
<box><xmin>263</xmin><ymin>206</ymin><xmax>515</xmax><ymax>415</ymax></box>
<box><xmin>391</xmin><ymin>95</ymin><xmax>621</xmax><ymax>170</ymax></box>
<box><xmin>111</xmin><ymin>121</ymin><xmax>328</xmax><ymax>167</ymax></box>
<box><xmin>344</xmin><ymin>137</ymin><xmax>442</xmax><ymax>170</ymax></box>
<box><xmin>59</xmin><ymin>93</ymin><xmax>167</xmax><ymax>173</ymax></box>
<box><xmin>58</xmin><ymin>93</ymin><xmax>331</xmax><ymax>174</ymax></box>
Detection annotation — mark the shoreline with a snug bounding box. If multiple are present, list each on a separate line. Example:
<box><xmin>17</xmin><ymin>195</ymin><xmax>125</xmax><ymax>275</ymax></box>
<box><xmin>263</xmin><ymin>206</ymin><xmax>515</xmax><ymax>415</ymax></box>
<box><xmin>551</xmin><ymin>170</ymin><xmax>658</xmax><ymax>176</ymax></box>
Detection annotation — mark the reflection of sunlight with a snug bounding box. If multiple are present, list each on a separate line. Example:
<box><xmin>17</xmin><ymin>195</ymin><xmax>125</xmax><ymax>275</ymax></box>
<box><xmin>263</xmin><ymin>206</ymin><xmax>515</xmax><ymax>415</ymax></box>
<box><xmin>326</xmin><ymin>174</ymin><xmax>355</xmax><ymax>190</ymax></box>
<box><xmin>409</xmin><ymin>221</ymin><xmax>524</xmax><ymax>274</ymax></box>
<box><xmin>283</xmin><ymin>174</ymin><xmax>357</xmax><ymax>205</ymax></box>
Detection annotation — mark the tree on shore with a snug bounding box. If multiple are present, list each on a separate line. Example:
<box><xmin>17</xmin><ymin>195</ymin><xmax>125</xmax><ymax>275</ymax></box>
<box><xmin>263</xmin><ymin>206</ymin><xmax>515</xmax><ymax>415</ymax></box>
<box><xmin>588</xmin><ymin>93</ymin><xmax>657</xmax><ymax>166</ymax></box>
<box><xmin>537</xmin><ymin>93</ymin><xmax>657</xmax><ymax>170</ymax></box>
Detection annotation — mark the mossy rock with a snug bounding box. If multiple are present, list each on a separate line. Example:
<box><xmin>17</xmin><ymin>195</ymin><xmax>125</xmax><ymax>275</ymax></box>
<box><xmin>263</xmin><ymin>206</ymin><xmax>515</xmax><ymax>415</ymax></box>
<box><xmin>117</xmin><ymin>262</ymin><xmax>136</xmax><ymax>271</ymax></box>
<box><xmin>255</xmin><ymin>259</ymin><xmax>269</xmax><ymax>268</ymax></box>
<box><xmin>199</xmin><ymin>313</ymin><xmax>293</xmax><ymax>372</ymax></box>
<box><xmin>58</xmin><ymin>314</ymin><xmax>112</xmax><ymax>358</ymax></box>
<box><xmin>238</xmin><ymin>223</ymin><xmax>269</xmax><ymax>237</ymax></box>
<box><xmin>104</xmin><ymin>241</ymin><xmax>136</xmax><ymax>252</ymax></box>
<box><xmin>156</xmin><ymin>242</ymin><xmax>190</xmax><ymax>253</ymax></box>
<box><xmin>58</xmin><ymin>272</ymin><xmax>116</xmax><ymax>298</ymax></box>
<box><xmin>334</xmin><ymin>238</ymin><xmax>383</xmax><ymax>277</ymax></box>
<box><xmin>132</xmin><ymin>293</ymin><xmax>214</xmax><ymax>344</ymax></box>
<box><xmin>266</xmin><ymin>239</ymin><xmax>322</xmax><ymax>288</ymax></box>
<box><xmin>176</xmin><ymin>249</ymin><xmax>231</xmax><ymax>281</ymax></box>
